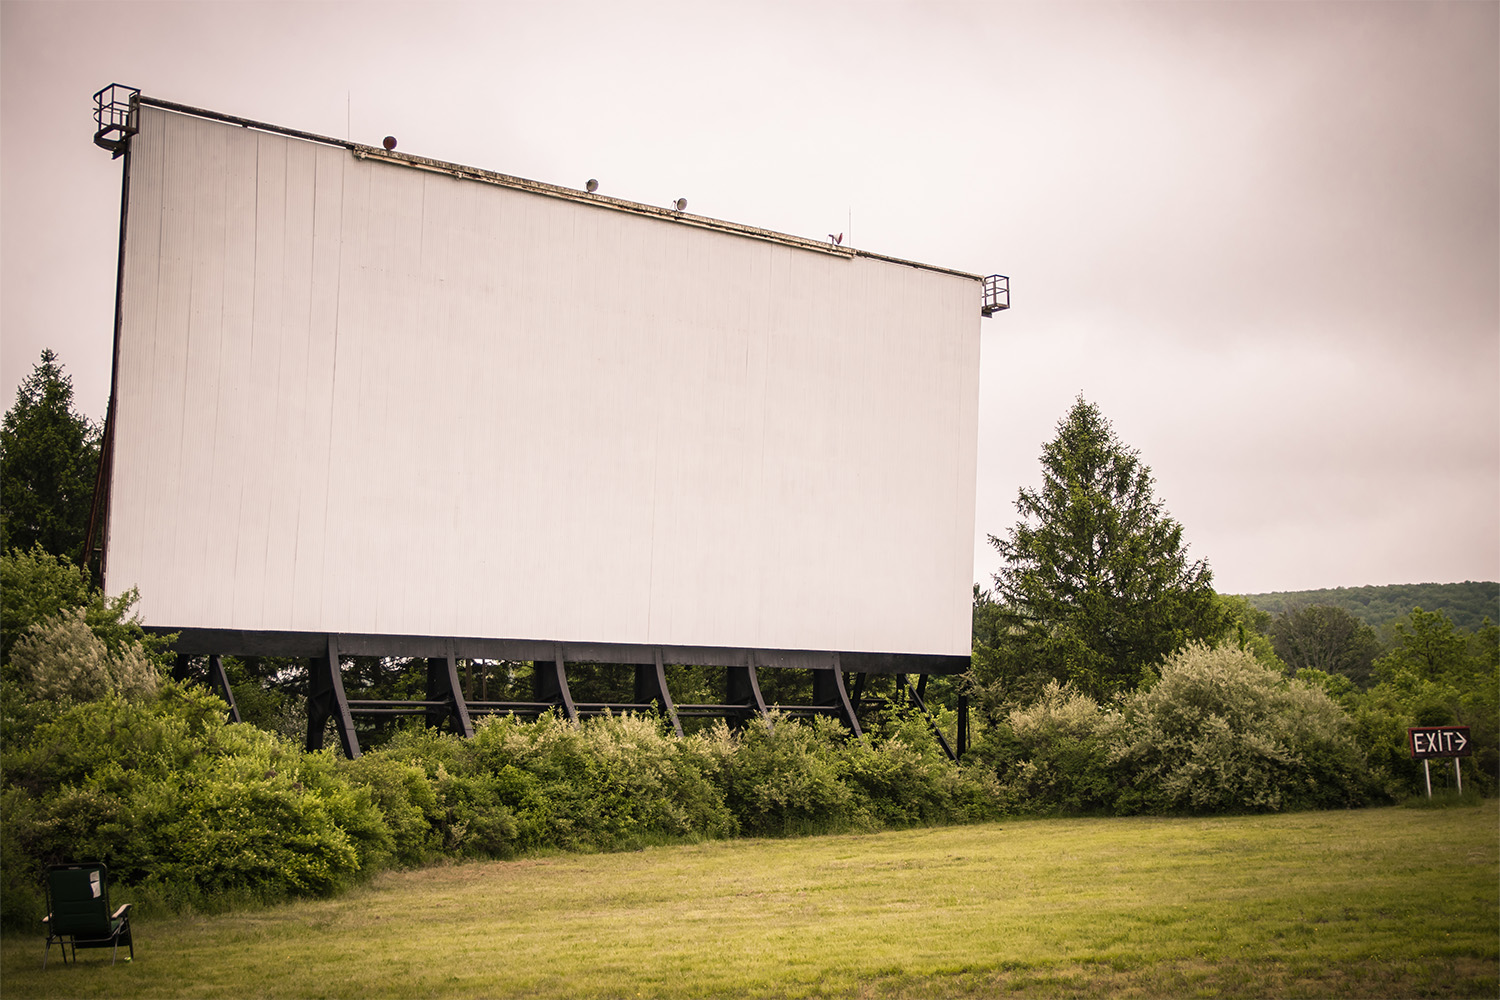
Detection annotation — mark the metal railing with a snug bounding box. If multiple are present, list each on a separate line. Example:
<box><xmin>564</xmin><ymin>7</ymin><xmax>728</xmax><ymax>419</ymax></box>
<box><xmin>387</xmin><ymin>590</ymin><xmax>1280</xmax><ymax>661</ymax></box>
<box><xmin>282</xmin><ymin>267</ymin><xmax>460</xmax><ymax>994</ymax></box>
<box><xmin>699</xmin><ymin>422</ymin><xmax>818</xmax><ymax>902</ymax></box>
<box><xmin>92</xmin><ymin>84</ymin><xmax>139</xmax><ymax>156</ymax></box>
<box><xmin>982</xmin><ymin>273</ymin><xmax>1010</xmax><ymax>316</ymax></box>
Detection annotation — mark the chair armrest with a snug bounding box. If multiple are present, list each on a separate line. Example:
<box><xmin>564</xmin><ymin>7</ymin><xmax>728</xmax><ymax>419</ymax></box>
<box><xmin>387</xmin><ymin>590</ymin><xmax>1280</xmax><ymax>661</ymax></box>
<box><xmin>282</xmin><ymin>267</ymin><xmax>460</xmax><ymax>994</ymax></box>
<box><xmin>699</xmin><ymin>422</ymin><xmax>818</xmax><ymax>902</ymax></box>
<box><xmin>111</xmin><ymin>903</ymin><xmax>132</xmax><ymax>920</ymax></box>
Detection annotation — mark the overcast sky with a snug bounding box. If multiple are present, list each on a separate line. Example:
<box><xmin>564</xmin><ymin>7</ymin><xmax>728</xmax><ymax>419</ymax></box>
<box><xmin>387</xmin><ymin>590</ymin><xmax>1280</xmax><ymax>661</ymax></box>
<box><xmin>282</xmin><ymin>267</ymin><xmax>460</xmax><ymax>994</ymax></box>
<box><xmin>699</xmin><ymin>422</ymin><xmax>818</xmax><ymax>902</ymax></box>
<box><xmin>2</xmin><ymin>0</ymin><xmax>1496</xmax><ymax>596</ymax></box>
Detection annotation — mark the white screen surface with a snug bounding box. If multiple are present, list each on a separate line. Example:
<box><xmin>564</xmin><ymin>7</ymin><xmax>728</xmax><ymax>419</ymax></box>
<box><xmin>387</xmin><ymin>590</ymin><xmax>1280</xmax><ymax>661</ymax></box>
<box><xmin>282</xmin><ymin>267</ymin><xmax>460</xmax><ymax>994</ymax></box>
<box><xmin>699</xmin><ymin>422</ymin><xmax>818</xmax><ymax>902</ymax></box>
<box><xmin>105</xmin><ymin>106</ymin><xmax>981</xmax><ymax>656</ymax></box>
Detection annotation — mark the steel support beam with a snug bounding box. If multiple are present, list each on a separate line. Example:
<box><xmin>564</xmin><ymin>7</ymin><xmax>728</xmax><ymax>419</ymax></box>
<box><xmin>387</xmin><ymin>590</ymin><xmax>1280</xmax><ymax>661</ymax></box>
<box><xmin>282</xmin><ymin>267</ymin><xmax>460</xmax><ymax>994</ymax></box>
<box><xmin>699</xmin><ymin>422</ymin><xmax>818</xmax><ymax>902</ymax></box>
<box><xmin>903</xmin><ymin>675</ymin><xmax>956</xmax><ymax>763</ymax></box>
<box><xmin>207</xmin><ymin>654</ymin><xmax>242</xmax><ymax>724</ymax></box>
<box><xmin>307</xmin><ymin>636</ymin><xmax>360</xmax><ymax>758</ymax></box>
<box><xmin>533</xmin><ymin>645</ymin><xmax>577</xmax><ymax>722</ymax></box>
<box><xmin>957</xmin><ymin>692</ymin><xmax>968</xmax><ymax>759</ymax></box>
<box><xmin>812</xmin><ymin>654</ymin><xmax>861</xmax><ymax>736</ymax></box>
<box><xmin>848</xmin><ymin>670</ymin><xmax>868</xmax><ymax>712</ymax></box>
<box><xmin>153</xmin><ymin>627</ymin><xmax>970</xmax><ymax>676</ymax></box>
<box><xmin>425</xmin><ymin>642</ymin><xmax>474</xmax><ymax>738</ymax></box>
<box><xmin>634</xmin><ymin>649</ymin><xmax>683</xmax><ymax>737</ymax></box>
<box><xmin>726</xmin><ymin>655</ymin><xmax>769</xmax><ymax>729</ymax></box>
<box><xmin>172</xmin><ymin>654</ymin><xmax>241</xmax><ymax>723</ymax></box>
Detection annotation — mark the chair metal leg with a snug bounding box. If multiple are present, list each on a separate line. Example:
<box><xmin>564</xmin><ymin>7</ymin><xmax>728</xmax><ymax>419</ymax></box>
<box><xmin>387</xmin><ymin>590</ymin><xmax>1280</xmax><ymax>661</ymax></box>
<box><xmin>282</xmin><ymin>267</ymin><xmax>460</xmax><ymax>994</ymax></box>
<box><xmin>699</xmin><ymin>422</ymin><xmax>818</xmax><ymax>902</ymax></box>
<box><xmin>42</xmin><ymin>937</ymin><xmax>50</xmax><ymax>969</ymax></box>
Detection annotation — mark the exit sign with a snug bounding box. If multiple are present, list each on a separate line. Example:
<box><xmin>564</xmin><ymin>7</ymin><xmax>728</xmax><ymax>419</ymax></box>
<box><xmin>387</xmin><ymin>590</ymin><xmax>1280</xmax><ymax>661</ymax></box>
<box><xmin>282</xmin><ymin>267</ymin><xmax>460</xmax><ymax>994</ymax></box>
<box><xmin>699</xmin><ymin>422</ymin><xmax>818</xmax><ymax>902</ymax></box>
<box><xmin>1409</xmin><ymin>726</ymin><xmax>1471</xmax><ymax>759</ymax></box>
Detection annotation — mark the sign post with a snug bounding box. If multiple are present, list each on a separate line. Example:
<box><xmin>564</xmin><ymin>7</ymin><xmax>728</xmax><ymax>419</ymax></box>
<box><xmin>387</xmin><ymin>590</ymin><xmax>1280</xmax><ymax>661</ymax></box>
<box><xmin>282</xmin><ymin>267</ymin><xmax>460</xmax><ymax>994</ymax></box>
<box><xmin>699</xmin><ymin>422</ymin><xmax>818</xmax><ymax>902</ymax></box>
<box><xmin>1408</xmin><ymin>726</ymin><xmax>1472</xmax><ymax>798</ymax></box>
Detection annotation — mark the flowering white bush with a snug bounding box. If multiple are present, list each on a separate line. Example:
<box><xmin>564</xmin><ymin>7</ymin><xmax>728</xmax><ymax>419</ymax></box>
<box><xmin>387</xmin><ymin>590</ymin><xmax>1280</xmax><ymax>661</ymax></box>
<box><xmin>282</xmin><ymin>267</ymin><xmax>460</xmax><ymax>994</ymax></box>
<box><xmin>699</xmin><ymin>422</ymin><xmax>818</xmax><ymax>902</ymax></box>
<box><xmin>1114</xmin><ymin>643</ymin><xmax>1367</xmax><ymax>813</ymax></box>
<box><xmin>11</xmin><ymin>607</ymin><xmax>159</xmax><ymax>703</ymax></box>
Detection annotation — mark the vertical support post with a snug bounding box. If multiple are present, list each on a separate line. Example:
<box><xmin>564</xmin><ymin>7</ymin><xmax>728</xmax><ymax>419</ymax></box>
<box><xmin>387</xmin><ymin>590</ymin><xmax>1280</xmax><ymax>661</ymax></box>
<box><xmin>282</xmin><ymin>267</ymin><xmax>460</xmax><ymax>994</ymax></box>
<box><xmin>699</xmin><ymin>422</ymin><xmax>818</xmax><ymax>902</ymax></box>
<box><xmin>812</xmin><ymin>654</ymin><xmax>861</xmax><ymax>736</ymax></box>
<box><xmin>635</xmin><ymin>650</ymin><xmax>682</xmax><ymax>737</ymax></box>
<box><xmin>424</xmin><ymin>657</ymin><xmax>446</xmax><ymax>730</ymax></box>
<box><xmin>1455</xmin><ymin>757</ymin><xmax>1462</xmax><ymax>795</ymax></box>
<box><xmin>427</xmin><ymin>641</ymin><xmax>474</xmax><ymax>738</ymax></box>
<box><xmin>957</xmin><ymin>692</ymin><xmax>969</xmax><ymax>759</ymax></box>
<box><xmin>207</xmin><ymin>655</ymin><xmax>242</xmax><ymax>724</ymax></box>
<box><xmin>533</xmin><ymin>645</ymin><xmax>577</xmax><ymax>722</ymax></box>
<box><xmin>1423</xmin><ymin>758</ymin><xmax>1432</xmax><ymax>798</ymax></box>
<box><xmin>307</xmin><ymin>636</ymin><xmax>360</xmax><ymax>758</ymax></box>
<box><xmin>172</xmin><ymin>654</ymin><xmax>192</xmax><ymax>683</ymax></box>
<box><xmin>849</xmin><ymin>671</ymin><xmax>867</xmax><ymax>712</ymax></box>
<box><xmin>726</xmin><ymin>653</ymin><xmax>770</xmax><ymax>729</ymax></box>
<box><xmin>554</xmin><ymin>647</ymin><xmax>576</xmax><ymax>722</ymax></box>
<box><xmin>448</xmin><ymin>643</ymin><xmax>474</xmax><ymax>737</ymax></box>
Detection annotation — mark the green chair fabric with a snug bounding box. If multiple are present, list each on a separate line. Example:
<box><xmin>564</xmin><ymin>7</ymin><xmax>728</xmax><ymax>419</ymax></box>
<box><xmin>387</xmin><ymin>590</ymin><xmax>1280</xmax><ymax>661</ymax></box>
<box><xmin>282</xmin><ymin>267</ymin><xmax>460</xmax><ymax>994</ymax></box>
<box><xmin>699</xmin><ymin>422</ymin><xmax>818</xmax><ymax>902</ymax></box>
<box><xmin>42</xmin><ymin>863</ymin><xmax>133</xmax><ymax>968</ymax></box>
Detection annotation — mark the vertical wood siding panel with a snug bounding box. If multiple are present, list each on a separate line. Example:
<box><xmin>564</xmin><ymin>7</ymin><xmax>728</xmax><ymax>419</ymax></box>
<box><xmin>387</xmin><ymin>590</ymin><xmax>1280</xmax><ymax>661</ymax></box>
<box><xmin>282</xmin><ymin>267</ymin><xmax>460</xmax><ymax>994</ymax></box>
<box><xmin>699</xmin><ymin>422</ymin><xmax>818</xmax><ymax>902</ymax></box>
<box><xmin>138</xmin><ymin>110</ymin><xmax>197</xmax><ymax>617</ymax></box>
<box><xmin>290</xmin><ymin>144</ymin><xmax>346</xmax><ymax>631</ymax></box>
<box><xmin>952</xmin><ymin>286</ymin><xmax>982</xmax><ymax>652</ymax></box>
<box><xmin>324</xmin><ymin>152</ymin><xmax>372</xmax><ymax>632</ymax></box>
<box><xmin>173</xmin><ymin>118</ymin><xmax>231</xmax><ymax>626</ymax></box>
<box><xmin>107</xmin><ymin>107</ymin><xmax>167</xmax><ymax>609</ymax></box>
<box><xmin>260</xmin><ymin>136</ymin><xmax>318</xmax><ymax>630</ymax></box>
<box><xmin>202</xmin><ymin>124</ymin><xmax>259</xmax><ymax>626</ymax></box>
<box><xmin>227</xmin><ymin>133</ymin><xmax>286</xmax><ymax>627</ymax></box>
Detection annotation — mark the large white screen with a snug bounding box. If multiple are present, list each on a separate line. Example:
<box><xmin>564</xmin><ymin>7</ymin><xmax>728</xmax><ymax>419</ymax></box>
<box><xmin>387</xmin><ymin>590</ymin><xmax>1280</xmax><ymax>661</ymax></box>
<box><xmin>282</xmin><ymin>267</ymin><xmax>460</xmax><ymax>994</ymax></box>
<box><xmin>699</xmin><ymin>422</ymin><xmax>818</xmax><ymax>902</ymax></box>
<box><xmin>105</xmin><ymin>106</ymin><xmax>981</xmax><ymax>656</ymax></box>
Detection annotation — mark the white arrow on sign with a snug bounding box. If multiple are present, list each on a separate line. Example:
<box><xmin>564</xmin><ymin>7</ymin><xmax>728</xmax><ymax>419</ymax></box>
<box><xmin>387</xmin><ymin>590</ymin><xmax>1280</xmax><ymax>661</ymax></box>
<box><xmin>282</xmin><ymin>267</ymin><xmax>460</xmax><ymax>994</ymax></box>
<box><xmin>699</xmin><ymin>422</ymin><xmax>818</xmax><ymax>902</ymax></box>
<box><xmin>1451</xmin><ymin>730</ymin><xmax>1468</xmax><ymax>753</ymax></box>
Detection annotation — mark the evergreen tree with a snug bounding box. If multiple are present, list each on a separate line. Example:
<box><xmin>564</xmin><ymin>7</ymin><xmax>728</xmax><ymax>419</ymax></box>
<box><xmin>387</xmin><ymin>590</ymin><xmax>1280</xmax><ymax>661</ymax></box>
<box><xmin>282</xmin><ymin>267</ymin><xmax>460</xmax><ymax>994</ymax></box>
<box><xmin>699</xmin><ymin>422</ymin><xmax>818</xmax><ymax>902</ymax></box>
<box><xmin>0</xmin><ymin>350</ymin><xmax>101</xmax><ymax>559</ymax></box>
<box><xmin>986</xmin><ymin>397</ymin><xmax>1227</xmax><ymax>699</ymax></box>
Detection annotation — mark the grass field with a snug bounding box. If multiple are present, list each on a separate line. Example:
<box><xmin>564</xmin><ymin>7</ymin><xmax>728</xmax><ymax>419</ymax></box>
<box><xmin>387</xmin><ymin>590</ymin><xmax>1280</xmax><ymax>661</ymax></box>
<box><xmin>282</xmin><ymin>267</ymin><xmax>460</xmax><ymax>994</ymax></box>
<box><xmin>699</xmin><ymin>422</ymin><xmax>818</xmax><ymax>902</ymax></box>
<box><xmin>3</xmin><ymin>802</ymin><xmax>1495</xmax><ymax>999</ymax></box>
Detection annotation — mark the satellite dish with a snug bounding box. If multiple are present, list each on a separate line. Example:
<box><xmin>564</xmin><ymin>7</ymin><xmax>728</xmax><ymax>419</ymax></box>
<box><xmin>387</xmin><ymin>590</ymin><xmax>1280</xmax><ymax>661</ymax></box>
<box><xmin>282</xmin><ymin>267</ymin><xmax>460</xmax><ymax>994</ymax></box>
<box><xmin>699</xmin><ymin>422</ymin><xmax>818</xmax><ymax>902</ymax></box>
<box><xmin>382</xmin><ymin>136</ymin><xmax>397</xmax><ymax>151</ymax></box>
<box><xmin>586</xmin><ymin>178</ymin><xmax>599</xmax><ymax>193</ymax></box>
<box><xmin>674</xmin><ymin>198</ymin><xmax>687</xmax><ymax>212</ymax></box>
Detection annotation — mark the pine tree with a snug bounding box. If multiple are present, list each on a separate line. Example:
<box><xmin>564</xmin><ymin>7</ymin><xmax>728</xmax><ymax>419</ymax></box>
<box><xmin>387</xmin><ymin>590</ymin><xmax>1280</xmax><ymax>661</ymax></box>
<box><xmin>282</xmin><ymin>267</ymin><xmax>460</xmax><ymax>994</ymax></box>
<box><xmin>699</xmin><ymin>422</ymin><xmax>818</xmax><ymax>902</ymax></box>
<box><xmin>0</xmin><ymin>350</ymin><xmax>101</xmax><ymax>559</ymax></box>
<box><xmin>987</xmin><ymin>397</ymin><xmax>1228</xmax><ymax>699</ymax></box>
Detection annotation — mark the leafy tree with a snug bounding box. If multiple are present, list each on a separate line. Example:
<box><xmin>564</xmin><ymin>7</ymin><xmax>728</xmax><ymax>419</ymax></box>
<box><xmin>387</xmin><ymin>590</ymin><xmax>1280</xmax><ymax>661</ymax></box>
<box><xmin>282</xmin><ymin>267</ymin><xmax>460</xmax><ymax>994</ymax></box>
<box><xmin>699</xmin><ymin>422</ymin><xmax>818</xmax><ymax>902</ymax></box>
<box><xmin>1375</xmin><ymin>607</ymin><xmax>1471</xmax><ymax>688</ymax></box>
<box><xmin>1240</xmin><ymin>581</ymin><xmax>1500</xmax><ymax>632</ymax></box>
<box><xmin>1270</xmin><ymin>604</ymin><xmax>1383</xmax><ymax>687</ymax></box>
<box><xmin>0</xmin><ymin>350</ymin><xmax>101</xmax><ymax>560</ymax></box>
<box><xmin>1352</xmin><ymin>608</ymin><xmax>1499</xmax><ymax>794</ymax></box>
<box><xmin>1214</xmin><ymin>593</ymin><xmax>1285</xmax><ymax>670</ymax></box>
<box><xmin>985</xmin><ymin>397</ymin><xmax>1229</xmax><ymax>700</ymax></box>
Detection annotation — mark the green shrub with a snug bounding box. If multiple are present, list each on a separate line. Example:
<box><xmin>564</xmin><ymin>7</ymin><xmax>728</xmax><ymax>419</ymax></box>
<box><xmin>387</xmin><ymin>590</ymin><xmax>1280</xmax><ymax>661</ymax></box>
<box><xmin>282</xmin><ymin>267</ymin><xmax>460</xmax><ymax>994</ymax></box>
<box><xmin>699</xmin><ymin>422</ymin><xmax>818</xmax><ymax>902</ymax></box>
<box><xmin>1113</xmin><ymin>643</ymin><xmax>1368</xmax><ymax>813</ymax></box>
<box><xmin>468</xmin><ymin>711</ymin><xmax>733</xmax><ymax>849</ymax></box>
<box><xmin>972</xmin><ymin>681</ymin><xmax>1124</xmax><ymax>815</ymax></box>
<box><xmin>703</xmin><ymin>715</ymin><xmax>855</xmax><ymax>836</ymax></box>
<box><xmin>1</xmin><ymin>683</ymin><xmax>387</xmax><ymax>926</ymax></box>
<box><xmin>0</xmin><ymin>546</ymin><xmax>91</xmax><ymax>666</ymax></box>
<box><xmin>841</xmin><ymin>707</ymin><xmax>1000</xmax><ymax>826</ymax></box>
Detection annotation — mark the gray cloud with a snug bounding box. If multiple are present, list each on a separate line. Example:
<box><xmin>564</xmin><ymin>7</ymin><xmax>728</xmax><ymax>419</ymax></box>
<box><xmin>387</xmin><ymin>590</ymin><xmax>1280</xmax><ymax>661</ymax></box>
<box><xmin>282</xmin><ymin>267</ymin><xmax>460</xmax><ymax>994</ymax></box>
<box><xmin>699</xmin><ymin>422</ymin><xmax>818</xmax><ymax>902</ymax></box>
<box><xmin>3</xmin><ymin>0</ymin><xmax>1495</xmax><ymax>596</ymax></box>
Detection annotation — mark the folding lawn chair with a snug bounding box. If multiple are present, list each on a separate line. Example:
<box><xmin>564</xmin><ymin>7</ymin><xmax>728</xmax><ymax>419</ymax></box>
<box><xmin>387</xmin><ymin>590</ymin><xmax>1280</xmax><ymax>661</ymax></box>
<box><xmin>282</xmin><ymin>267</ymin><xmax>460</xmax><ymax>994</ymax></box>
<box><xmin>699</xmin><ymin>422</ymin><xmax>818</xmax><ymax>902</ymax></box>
<box><xmin>42</xmin><ymin>862</ymin><xmax>134</xmax><ymax>968</ymax></box>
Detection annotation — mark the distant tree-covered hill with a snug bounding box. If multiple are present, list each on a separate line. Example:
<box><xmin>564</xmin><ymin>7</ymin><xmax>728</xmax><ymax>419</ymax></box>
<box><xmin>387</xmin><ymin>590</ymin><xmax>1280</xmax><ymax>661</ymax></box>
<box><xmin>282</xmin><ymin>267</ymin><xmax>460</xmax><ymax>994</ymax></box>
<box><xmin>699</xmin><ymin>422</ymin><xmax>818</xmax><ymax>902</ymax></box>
<box><xmin>1239</xmin><ymin>581</ymin><xmax>1499</xmax><ymax>631</ymax></box>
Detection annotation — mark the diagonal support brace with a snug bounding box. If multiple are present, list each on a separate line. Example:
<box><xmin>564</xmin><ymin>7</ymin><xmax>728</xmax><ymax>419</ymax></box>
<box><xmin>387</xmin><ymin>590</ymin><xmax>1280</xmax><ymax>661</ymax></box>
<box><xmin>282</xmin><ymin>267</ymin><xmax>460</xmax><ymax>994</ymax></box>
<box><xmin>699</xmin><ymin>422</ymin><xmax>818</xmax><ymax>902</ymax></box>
<box><xmin>426</xmin><ymin>641</ymin><xmax>474</xmax><ymax>737</ymax></box>
<box><xmin>307</xmin><ymin>635</ymin><xmax>360</xmax><ymax>758</ymax></box>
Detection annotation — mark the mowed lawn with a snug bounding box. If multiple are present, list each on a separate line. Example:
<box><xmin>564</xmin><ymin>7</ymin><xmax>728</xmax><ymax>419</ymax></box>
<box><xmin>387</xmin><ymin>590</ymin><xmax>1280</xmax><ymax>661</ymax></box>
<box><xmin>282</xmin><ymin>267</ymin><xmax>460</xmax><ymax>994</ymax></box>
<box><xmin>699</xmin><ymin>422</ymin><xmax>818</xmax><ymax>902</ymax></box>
<box><xmin>3</xmin><ymin>803</ymin><xmax>1495</xmax><ymax>999</ymax></box>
